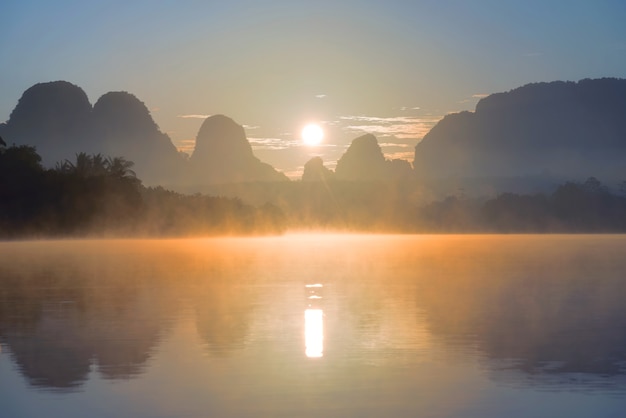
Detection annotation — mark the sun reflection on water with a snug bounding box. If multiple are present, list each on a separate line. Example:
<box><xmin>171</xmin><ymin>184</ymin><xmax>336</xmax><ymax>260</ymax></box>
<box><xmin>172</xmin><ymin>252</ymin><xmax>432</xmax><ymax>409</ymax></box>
<box><xmin>305</xmin><ymin>283</ymin><xmax>324</xmax><ymax>358</ymax></box>
<box><xmin>304</xmin><ymin>309</ymin><xmax>324</xmax><ymax>358</ymax></box>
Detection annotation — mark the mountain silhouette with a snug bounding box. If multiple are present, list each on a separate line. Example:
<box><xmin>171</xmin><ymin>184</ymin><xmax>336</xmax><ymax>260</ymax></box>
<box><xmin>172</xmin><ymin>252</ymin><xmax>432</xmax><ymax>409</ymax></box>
<box><xmin>335</xmin><ymin>134</ymin><xmax>387</xmax><ymax>181</ymax></box>
<box><xmin>413</xmin><ymin>78</ymin><xmax>626</xmax><ymax>182</ymax></box>
<box><xmin>335</xmin><ymin>133</ymin><xmax>413</xmax><ymax>181</ymax></box>
<box><xmin>302</xmin><ymin>156</ymin><xmax>335</xmax><ymax>182</ymax></box>
<box><xmin>92</xmin><ymin>91</ymin><xmax>184</xmax><ymax>185</ymax></box>
<box><xmin>0</xmin><ymin>81</ymin><xmax>93</xmax><ymax>165</ymax></box>
<box><xmin>188</xmin><ymin>114</ymin><xmax>288</xmax><ymax>185</ymax></box>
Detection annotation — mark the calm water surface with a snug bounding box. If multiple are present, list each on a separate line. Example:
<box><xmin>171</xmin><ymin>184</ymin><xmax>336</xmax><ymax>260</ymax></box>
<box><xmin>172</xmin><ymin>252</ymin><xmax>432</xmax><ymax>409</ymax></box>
<box><xmin>1</xmin><ymin>234</ymin><xmax>626</xmax><ymax>417</ymax></box>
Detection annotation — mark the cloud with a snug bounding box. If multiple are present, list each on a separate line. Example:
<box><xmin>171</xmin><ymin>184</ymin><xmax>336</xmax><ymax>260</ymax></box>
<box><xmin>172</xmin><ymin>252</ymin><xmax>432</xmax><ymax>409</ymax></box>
<box><xmin>379</xmin><ymin>143</ymin><xmax>413</xmax><ymax>148</ymax></box>
<box><xmin>177</xmin><ymin>114</ymin><xmax>211</xmax><ymax>119</ymax></box>
<box><xmin>472</xmin><ymin>93</ymin><xmax>489</xmax><ymax>99</ymax></box>
<box><xmin>250</xmin><ymin>136</ymin><xmax>338</xmax><ymax>151</ymax></box>
<box><xmin>249</xmin><ymin>137</ymin><xmax>299</xmax><ymax>150</ymax></box>
<box><xmin>315</xmin><ymin>94</ymin><xmax>327</xmax><ymax>99</ymax></box>
<box><xmin>338</xmin><ymin>114</ymin><xmax>442</xmax><ymax>140</ymax></box>
<box><xmin>385</xmin><ymin>150</ymin><xmax>415</xmax><ymax>161</ymax></box>
<box><xmin>174</xmin><ymin>138</ymin><xmax>196</xmax><ymax>154</ymax></box>
<box><xmin>243</xmin><ymin>124</ymin><xmax>260</xmax><ymax>130</ymax></box>
<box><xmin>282</xmin><ymin>168</ymin><xmax>305</xmax><ymax>180</ymax></box>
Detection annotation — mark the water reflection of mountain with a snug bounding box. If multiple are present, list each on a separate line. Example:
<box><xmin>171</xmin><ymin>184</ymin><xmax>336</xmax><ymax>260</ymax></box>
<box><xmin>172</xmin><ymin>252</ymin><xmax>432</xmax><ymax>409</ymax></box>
<box><xmin>0</xmin><ymin>240</ymin><xmax>261</xmax><ymax>391</ymax></box>
<box><xmin>193</xmin><ymin>270</ymin><xmax>256</xmax><ymax>356</ymax></box>
<box><xmin>410</xmin><ymin>236</ymin><xmax>626</xmax><ymax>387</ymax></box>
<box><xmin>0</xmin><ymin>262</ymin><xmax>172</xmax><ymax>390</ymax></box>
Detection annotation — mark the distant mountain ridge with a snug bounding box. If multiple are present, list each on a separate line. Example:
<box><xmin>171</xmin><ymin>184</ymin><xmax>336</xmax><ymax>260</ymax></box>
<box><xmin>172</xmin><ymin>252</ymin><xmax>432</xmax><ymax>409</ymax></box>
<box><xmin>413</xmin><ymin>78</ymin><xmax>626</xmax><ymax>183</ymax></box>
<box><xmin>2</xmin><ymin>78</ymin><xmax>625</xmax><ymax>192</ymax></box>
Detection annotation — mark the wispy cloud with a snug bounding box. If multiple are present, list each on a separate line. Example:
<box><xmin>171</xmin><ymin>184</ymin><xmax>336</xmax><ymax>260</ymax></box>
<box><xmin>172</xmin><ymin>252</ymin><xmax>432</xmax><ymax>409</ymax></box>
<box><xmin>250</xmin><ymin>136</ymin><xmax>338</xmax><ymax>151</ymax></box>
<box><xmin>472</xmin><ymin>93</ymin><xmax>489</xmax><ymax>99</ymax></box>
<box><xmin>339</xmin><ymin>115</ymin><xmax>441</xmax><ymax>140</ymax></box>
<box><xmin>174</xmin><ymin>138</ymin><xmax>196</xmax><ymax>154</ymax></box>
<box><xmin>385</xmin><ymin>150</ymin><xmax>415</xmax><ymax>161</ymax></box>
<box><xmin>243</xmin><ymin>124</ymin><xmax>260</xmax><ymax>130</ymax></box>
<box><xmin>315</xmin><ymin>94</ymin><xmax>327</xmax><ymax>99</ymax></box>
<box><xmin>283</xmin><ymin>168</ymin><xmax>305</xmax><ymax>179</ymax></box>
<box><xmin>379</xmin><ymin>142</ymin><xmax>413</xmax><ymax>148</ymax></box>
<box><xmin>177</xmin><ymin>114</ymin><xmax>211</xmax><ymax>119</ymax></box>
<box><xmin>249</xmin><ymin>137</ymin><xmax>299</xmax><ymax>150</ymax></box>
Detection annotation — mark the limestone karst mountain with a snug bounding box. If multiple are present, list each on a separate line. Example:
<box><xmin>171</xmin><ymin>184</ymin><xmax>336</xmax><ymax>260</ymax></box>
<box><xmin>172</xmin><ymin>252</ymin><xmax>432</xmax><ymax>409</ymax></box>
<box><xmin>0</xmin><ymin>81</ymin><xmax>93</xmax><ymax>165</ymax></box>
<box><xmin>188</xmin><ymin>114</ymin><xmax>288</xmax><ymax>185</ymax></box>
<box><xmin>413</xmin><ymin>78</ymin><xmax>626</xmax><ymax>182</ymax></box>
<box><xmin>0</xmin><ymin>81</ymin><xmax>184</xmax><ymax>185</ymax></box>
<box><xmin>92</xmin><ymin>91</ymin><xmax>184</xmax><ymax>185</ymax></box>
<box><xmin>335</xmin><ymin>134</ymin><xmax>387</xmax><ymax>181</ymax></box>
<box><xmin>335</xmin><ymin>133</ymin><xmax>413</xmax><ymax>181</ymax></box>
<box><xmin>302</xmin><ymin>156</ymin><xmax>335</xmax><ymax>182</ymax></box>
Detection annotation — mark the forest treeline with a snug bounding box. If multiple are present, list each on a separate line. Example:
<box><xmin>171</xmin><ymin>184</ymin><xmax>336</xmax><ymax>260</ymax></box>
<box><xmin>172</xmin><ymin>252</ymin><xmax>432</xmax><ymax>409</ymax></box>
<box><xmin>1</xmin><ymin>140</ymin><xmax>625</xmax><ymax>237</ymax></box>
<box><xmin>268</xmin><ymin>176</ymin><xmax>626</xmax><ymax>232</ymax></box>
<box><xmin>420</xmin><ymin>176</ymin><xmax>626</xmax><ymax>232</ymax></box>
<box><xmin>0</xmin><ymin>142</ymin><xmax>285</xmax><ymax>238</ymax></box>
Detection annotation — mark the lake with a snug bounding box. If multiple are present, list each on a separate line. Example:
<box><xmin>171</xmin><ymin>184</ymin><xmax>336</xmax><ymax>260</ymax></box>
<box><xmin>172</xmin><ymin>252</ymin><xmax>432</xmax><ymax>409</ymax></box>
<box><xmin>1</xmin><ymin>234</ymin><xmax>626</xmax><ymax>417</ymax></box>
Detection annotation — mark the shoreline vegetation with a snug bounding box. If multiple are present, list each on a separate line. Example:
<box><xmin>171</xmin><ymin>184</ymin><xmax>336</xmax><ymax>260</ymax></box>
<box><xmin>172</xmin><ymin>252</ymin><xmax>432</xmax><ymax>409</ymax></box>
<box><xmin>2</xmin><ymin>143</ymin><xmax>625</xmax><ymax>239</ymax></box>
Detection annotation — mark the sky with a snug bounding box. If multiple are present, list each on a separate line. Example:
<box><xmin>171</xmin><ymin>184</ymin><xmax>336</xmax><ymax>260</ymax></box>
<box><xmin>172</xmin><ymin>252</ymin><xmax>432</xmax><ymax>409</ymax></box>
<box><xmin>2</xmin><ymin>0</ymin><xmax>626</xmax><ymax>178</ymax></box>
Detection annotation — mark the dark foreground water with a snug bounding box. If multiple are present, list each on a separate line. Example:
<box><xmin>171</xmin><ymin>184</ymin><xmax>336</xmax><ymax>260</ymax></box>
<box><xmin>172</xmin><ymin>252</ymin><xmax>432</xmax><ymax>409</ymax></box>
<box><xmin>1</xmin><ymin>234</ymin><xmax>626</xmax><ymax>417</ymax></box>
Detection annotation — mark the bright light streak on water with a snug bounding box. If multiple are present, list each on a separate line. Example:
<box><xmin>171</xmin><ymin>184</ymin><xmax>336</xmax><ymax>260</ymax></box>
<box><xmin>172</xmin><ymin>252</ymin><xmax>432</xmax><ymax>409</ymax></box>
<box><xmin>304</xmin><ymin>308</ymin><xmax>324</xmax><ymax>358</ymax></box>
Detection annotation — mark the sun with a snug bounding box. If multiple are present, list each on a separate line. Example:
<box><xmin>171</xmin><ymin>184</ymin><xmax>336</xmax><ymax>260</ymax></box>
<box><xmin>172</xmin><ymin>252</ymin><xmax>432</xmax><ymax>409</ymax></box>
<box><xmin>301</xmin><ymin>123</ymin><xmax>324</xmax><ymax>146</ymax></box>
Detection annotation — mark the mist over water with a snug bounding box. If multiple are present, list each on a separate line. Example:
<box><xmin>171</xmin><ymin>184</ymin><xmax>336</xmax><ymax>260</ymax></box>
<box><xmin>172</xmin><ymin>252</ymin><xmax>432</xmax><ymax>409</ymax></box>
<box><xmin>1</xmin><ymin>235</ymin><xmax>626</xmax><ymax>417</ymax></box>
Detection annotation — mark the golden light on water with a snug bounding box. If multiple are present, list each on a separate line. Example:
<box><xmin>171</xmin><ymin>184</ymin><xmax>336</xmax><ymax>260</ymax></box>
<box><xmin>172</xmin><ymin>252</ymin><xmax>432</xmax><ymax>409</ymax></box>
<box><xmin>304</xmin><ymin>282</ymin><xmax>324</xmax><ymax>358</ymax></box>
<box><xmin>304</xmin><ymin>308</ymin><xmax>324</xmax><ymax>358</ymax></box>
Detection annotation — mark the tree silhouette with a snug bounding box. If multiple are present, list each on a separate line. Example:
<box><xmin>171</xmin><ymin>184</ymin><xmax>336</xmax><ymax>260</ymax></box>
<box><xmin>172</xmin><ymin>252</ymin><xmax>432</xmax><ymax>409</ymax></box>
<box><xmin>106</xmin><ymin>156</ymin><xmax>137</xmax><ymax>182</ymax></box>
<box><xmin>57</xmin><ymin>152</ymin><xmax>108</xmax><ymax>177</ymax></box>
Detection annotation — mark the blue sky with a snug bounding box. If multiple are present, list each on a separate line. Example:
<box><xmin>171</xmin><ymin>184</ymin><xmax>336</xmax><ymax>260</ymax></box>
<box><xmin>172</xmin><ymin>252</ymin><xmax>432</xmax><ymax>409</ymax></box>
<box><xmin>2</xmin><ymin>0</ymin><xmax>625</xmax><ymax>177</ymax></box>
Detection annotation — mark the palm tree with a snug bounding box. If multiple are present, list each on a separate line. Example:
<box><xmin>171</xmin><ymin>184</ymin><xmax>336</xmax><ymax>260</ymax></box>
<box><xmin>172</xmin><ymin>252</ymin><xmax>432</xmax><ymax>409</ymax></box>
<box><xmin>106</xmin><ymin>156</ymin><xmax>137</xmax><ymax>180</ymax></box>
<box><xmin>58</xmin><ymin>153</ymin><xmax>109</xmax><ymax>177</ymax></box>
<box><xmin>90</xmin><ymin>153</ymin><xmax>108</xmax><ymax>177</ymax></box>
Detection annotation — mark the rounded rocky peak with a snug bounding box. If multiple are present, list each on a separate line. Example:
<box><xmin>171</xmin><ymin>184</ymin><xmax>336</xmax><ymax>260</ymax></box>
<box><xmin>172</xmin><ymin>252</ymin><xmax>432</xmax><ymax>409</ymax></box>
<box><xmin>191</xmin><ymin>114</ymin><xmax>253</xmax><ymax>161</ymax></box>
<box><xmin>350</xmin><ymin>133</ymin><xmax>379</xmax><ymax>147</ymax></box>
<box><xmin>197</xmin><ymin>114</ymin><xmax>244</xmax><ymax>140</ymax></box>
<box><xmin>347</xmin><ymin>134</ymin><xmax>385</xmax><ymax>162</ymax></box>
<box><xmin>7</xmin><ymin>81</ymin><xmax>92</xmax><ymax>131</ymax></box>
<box><xmin>335</xmin><ymin>133</ymin><xmax>387</xmax><ymax>181</ymax></box>
<box><xmin>93</xmin><ymin>91</ymin><xmax>158</xmax><ymax>134</ymax></box>
<box><xmin>304</xmin><ymin>156</ymin><xmax>325</xmax><ymax>168</ymax></box>
<box><xmin>302</xmin><ymin>156</ymin><xmax>334</xmax><ymax>182</ymax></box>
